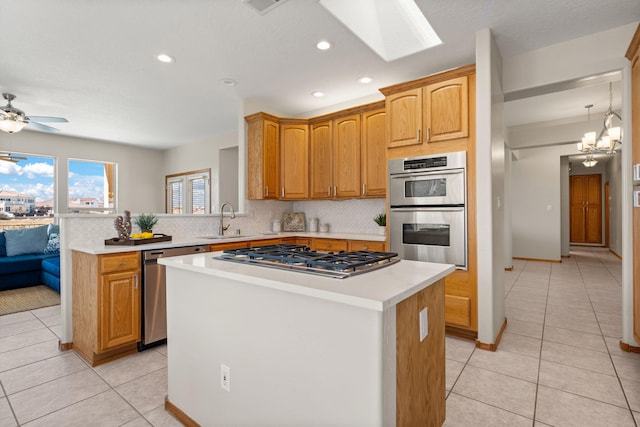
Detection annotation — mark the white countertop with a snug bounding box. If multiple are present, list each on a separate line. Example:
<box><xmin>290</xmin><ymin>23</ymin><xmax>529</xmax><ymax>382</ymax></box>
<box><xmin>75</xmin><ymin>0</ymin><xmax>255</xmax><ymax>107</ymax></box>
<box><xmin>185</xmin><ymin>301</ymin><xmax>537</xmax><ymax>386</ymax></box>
<box><xmin>159</xmin><ymin>252</ymin><xmax>453</xmax><ymax>311</ymax></box>
<box><xmin>69</xmin><ymin>231</ymin><xmax>386</xmax><ymax>255</ymax></box>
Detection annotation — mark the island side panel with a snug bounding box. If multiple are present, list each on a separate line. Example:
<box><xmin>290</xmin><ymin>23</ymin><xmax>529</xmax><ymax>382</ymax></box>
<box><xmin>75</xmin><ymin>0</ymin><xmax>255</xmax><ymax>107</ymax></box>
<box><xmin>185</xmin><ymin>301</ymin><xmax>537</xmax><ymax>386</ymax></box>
<box><xmin>396</xmin><ymin>278</ymin><xmax>445</xmax><ymax>427</ymax></box>
<box><xmin>165</xmin><ymin>267</ymin><xmax>387</xmax><ymax>427</ymax></box>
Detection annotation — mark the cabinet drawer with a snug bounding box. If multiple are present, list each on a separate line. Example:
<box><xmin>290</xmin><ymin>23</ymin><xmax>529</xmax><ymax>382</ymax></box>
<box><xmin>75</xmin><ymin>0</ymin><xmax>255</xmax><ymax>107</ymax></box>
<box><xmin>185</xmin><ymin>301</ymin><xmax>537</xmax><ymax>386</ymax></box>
<box><xmin>445</xmin><ymin>294</ymin><xmax>471</xmax><ymax>328</ymax></box>
<box><xmin>313</xmin><ymin>238</ymin><xmax>348</xmax><ymax>252</ymax></box>
<box><xmin>210</xmin><ymin>242</ymin><xmax>249</xmax><ymax>252</ymax></box>
<box><xmin>99</xmin><ymin>253</ymin><xmax>140</xmax><ymax>274</ymax></box>
<box><xmin>250</xmin><ymin>238</ymin><xmax>282</xmax><ymax>247</ymax></box>
<box><xmin>348</xmin><ymin>240</ymin><xmax>385</xmax><ymax>252</ymax></box>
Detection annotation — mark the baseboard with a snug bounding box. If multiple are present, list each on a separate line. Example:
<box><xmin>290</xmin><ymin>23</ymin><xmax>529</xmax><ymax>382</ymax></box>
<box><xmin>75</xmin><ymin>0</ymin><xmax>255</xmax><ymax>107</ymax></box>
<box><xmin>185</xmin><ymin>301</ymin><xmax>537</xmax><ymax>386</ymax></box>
<box><xmin>165</xmin><ymin>397</ymin><xmax>200</xmax><ymax>427</ymax></box>
<box><xmin>58</xmin><ymin>341</ymin><xmax>73</xmax><ymax>351</ymax></box>
<box><xmin>512</xmin><ymin>257</ymin><xmax>561</xmax><ymax>263</ymax></box>
<box><xmin>475</xmin><ymin>318</ymin><xmax>507</xmax><ymax>352</ymax></box>
<box><xmin>609</xmin><ymin>249</ymin><xmax>622</xmax><ymax>260</ymax></box>
<box><xmin>445</xmin><ymin>325</ymin><xmax>478</xmax><ymax>341</ymax></box>
<box><xmin>504</xmin><ymin>266</ymin><xmax>513</xmax><ymax>271</ymax></box>
<box><xmin>619</xmin><ymin>340</ymin><xmax>640</xmax><ymax>354</ymax></box>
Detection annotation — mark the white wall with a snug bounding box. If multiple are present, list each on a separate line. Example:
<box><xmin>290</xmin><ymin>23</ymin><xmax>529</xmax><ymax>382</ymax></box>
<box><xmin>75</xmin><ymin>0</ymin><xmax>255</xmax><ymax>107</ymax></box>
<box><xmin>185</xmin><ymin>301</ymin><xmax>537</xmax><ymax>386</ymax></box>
<box><xmin>0</xmin><ymin>130</ymin><xmax>164</xmax><ymax>213</ymax></box>
<box><xmin>560</xmin><ymin>157</ymin><xmax>570</xmax><ymax>256</ymax></box>
<box><xmin>475</xmin><ymin>28</ymin><xmax>506</xmax><ymax>344</ymax></box>
<box><xmin>219</xmin><ymin>146</ymin><xmax>239</xmax><ymax>208</ymax></box>
<box><xmin>607</xmin><ymin>154</ymin><xmax>623</xmax><ymax>256</ymax></box>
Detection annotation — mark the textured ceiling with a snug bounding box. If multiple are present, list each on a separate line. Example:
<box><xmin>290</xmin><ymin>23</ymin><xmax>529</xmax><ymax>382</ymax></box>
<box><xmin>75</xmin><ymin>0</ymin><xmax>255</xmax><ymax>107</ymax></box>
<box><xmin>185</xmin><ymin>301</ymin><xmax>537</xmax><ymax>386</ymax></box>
<box><xmin>1</xmin><ymin>0</ymin><xmax>638</xmax><ymax>149</ymax></box>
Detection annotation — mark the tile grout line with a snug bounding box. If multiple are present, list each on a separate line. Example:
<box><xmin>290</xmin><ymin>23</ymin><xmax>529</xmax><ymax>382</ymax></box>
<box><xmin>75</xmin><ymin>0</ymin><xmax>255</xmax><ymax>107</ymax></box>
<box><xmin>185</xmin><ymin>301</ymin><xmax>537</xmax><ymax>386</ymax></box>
<box><xmin>0</xmin><ymin>379</ymin><xmax>19</xmax><ymax>427</ymax></box>
<box><xmin>530</xmin><ymin>260</ymin><xmax>552</xmax><ymax>427</ymax></box>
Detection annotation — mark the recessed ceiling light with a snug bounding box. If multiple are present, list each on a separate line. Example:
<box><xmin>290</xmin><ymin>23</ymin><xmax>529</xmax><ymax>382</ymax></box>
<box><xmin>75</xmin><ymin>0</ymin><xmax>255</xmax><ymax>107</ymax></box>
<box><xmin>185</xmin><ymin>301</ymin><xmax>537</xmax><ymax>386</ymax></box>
<box><xmin>155</xmin><ymin>53</ymin><xmax>175</xmax><ymax>63</ymax></box>
<box><xmin>316</xmin><ymin>40</ymin><xmax>332</xmax><ymax>50</ymax></box>
<box><xmin>220</xmin><ymin>78</ymin><xmax>238</xmax><ymax>87</ymax></box>
<box><xmin>311</xmin><ymin>91</ymin><xmax>324</xmax><ymax>97</ymax></box>
<box><xmin>358</xmin><ymin>76</ymin><xmax>373</xmax><ymax>84</ymax></box>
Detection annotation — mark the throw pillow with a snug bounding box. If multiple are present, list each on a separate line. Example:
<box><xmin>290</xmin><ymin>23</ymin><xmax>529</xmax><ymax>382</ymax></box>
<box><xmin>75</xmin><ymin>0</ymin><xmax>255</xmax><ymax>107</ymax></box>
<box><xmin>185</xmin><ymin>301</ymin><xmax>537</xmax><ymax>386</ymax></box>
<box><xmin>47</xmin><ymin>223</ymin><xmax>60</xmax><ymax>236</ymax></box>
<box><xmin>4</xmin><ymin>225</ymin><xmax>49</xmax><ymax>256</ymax></box>
<box><xmin>0</xmin><ymin>231</ymin><xmax>6</xmax><ymax>257</ymax></box>
<box><xmin>44</xmin><ymin>233</ymin><xmax>60</xmax><ymax>254</ymax></box>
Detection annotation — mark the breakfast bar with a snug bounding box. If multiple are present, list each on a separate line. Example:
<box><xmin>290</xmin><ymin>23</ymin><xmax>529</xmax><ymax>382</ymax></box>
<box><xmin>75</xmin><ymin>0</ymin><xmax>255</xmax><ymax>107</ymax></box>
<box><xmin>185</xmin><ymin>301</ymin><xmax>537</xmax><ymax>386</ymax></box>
<box><xmin>160</xmin><ymin>251</ymin><xmax>453</xmax><ymax>427</ymax></box>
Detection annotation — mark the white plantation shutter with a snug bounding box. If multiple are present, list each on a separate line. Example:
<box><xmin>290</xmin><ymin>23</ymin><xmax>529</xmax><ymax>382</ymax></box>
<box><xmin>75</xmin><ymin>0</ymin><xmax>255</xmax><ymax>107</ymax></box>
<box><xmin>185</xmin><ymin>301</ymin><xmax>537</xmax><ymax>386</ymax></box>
<box><xmin>166</xmin><ymin>171</ymin><xmax>210</xmax><ymax>214</ymax></box>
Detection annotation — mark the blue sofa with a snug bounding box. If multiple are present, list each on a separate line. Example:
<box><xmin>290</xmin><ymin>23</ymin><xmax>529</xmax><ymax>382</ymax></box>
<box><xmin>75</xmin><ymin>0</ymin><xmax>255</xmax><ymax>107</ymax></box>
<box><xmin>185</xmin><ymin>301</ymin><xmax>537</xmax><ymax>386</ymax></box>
<box><xmin>0</xmin><ymin>225</ymin><xmax>61</xmax><ymax>292</ymax></box>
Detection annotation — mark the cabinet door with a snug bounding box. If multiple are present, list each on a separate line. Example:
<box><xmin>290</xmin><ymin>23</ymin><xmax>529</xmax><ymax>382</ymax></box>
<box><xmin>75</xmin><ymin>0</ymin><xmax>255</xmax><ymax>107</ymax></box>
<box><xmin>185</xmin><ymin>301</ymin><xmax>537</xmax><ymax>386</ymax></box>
<box><xmin>247</xmin><ymin>116</ymin><xmax>279</xmax><ymax>200</ymax></box>
<box><xmin>585</xmin><ymin>174</ymin><xmax>602</xmax><ymax>243</ymax></box>
<box><xmin>348</xmin><ymin>240</ymin><xmax>385</xmax><ymax>252</ymax></box>
<box><xmin>99</xmin><ymin>270</ymin><xmax>140</xmax><ymax>351</ymax></box>
<box><xmin>310</xmin><ymin>121</ymin><xmax>333</xmax><ymax>199</ymax></box>
<box><xmin>361</xmin><ymin>108</ymin><xmax>387</xmax><ymax>197</ymax></box>
<box><xmin>424</xmin><ymin>76</ymin><xmax>469</xmax><ymax>142</ymax></box>
<box><xmin>570</xmin><ymin>176</ymin><xmax>587</xmax><ymax>243</ymax></box>
<box><xmin>280</xmin><ymin>123</ymin><xmax>309</xmax><ymax>199</ymax></box>
<box><xmin>333</xmin><ymin>114</ymin><xmax>361</xmax><ymax>198</ymax></box>
<box><xmin>313</xmin><ymin>238</ymin><xmax>348</xmax><ymax>252</ymax></box>
<box><xmin>386</xmin><ymin>88</ymin><xmax>422</xmax><ymax>147</ymax></box>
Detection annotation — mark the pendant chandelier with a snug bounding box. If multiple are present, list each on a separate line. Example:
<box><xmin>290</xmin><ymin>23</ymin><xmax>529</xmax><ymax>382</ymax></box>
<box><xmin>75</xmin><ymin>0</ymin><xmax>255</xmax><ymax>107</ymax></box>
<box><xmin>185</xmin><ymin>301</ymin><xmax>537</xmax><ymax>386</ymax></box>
<box><xmin>576</xmin><ymin>82</ymin><xmax>622</xmax><ymax>155</ymax></box>
<box><xmin>582</xmin><ymin>155</ymin><xmax>598</xmax><ymax>168</ymax></box>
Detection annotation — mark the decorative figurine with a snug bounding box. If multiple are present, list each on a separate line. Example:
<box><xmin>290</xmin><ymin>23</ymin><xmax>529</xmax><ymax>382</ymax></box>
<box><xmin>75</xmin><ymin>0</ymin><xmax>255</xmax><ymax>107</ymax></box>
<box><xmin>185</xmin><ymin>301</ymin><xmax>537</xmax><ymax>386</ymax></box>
<box><xmin>114</xmin><ymin>210</ymin><xmax>132</xmax><ymax>240</ymax></box>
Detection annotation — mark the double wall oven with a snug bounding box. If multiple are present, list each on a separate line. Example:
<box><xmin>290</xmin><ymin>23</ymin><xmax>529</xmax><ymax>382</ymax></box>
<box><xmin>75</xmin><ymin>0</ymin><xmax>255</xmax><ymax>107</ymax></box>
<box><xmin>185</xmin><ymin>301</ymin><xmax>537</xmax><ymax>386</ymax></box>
<box><xmin>389</xmin><ymin>151</ymin><xmax>467</xmax><ymax>270</ymax></box>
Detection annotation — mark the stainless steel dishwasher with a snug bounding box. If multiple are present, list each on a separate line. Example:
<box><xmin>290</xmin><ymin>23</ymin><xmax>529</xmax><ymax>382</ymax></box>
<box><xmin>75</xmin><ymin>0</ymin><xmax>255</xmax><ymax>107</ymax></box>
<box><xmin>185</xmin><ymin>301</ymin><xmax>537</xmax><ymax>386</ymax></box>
<box><xmin>140</xmin><ymin>245</ymin><xmax>210</xmax><ymax>350</ymax></box>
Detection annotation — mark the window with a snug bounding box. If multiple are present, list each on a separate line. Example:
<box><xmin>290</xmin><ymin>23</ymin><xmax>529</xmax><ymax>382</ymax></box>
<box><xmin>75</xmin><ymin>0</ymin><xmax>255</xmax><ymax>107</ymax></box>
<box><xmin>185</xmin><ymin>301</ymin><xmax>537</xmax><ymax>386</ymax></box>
<box><xmin>0</xmin><ymin>153</ymin><xmax>55</xmax><ymax>217</ymax></box>
<box><xmin>68</xmin><ymin>159</ymin><xmax>116</xmax><ymax>213</ymax></box>
<box><xmin>166</xmin><ymin>169</ymin><xmax>210</xmax><ymax>214</ymax></box>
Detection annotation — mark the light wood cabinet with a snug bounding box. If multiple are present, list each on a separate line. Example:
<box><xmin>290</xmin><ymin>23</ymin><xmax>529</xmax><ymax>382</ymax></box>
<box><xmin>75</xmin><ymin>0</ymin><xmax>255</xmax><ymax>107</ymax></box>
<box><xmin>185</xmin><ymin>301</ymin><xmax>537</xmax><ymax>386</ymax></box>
<box><xmin>73</xmin><ymin>251</ymin><xmax>141</xmax><ymax>366</ymax></box>
<box><xmin>310</xmin><ymin>121</ymin><xmax>333</xmax><ymax>199</ymax></box>
<box><xmin>361</xmin><ymin>108</ymin><xmax>387</xmax><ymax>197</ymax></box>
<box><xmin>628</xmin><ymin>24</ymin><xmax>640</xmax><ymax>344</ymax></box>
<box><xmin>570</xmin><ymin>175</ymin><xmax>602</xmax><ymax>244</ymax></box>
<box><xmin>424</xmin><ymin>76</ymin><xmax>469</xmax><ymax>142</ymax></box>
<box><xmin>246</xmin><ymin>113</ymin><xmax>279</xmax><ymax>200</ymax></box>
<box><xmin>280</xmin><ymin>121</ymin><xmax>309</xmax><ymax>199</ymax></box>
<box><xmin>385</xmin><ymin>75</ymin><xmax>469</xmax><ymax>148</ymax></box>
<box><xmin>333</xmin><ymin>114</ymin><xmax>361</xmax><ymax>198</ymax></box>
<box><xmin>348</xmin><ymin>240</ymin><xmax>385</xmax><ymax>252</ymax></box>
<box><xmin>312</xmin><ymin>238</ymin><xmax>349</xmax><ymax>252</ymax></box>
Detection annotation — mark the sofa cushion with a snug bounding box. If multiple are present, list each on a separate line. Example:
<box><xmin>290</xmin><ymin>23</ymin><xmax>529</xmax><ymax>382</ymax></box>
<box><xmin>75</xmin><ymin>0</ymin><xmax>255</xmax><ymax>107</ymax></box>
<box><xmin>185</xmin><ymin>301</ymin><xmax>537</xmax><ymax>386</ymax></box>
<box><xmin>47</xmin><ymin>223</ymin><xmax>60</xmax><ymax>235</ymax></box>
<box><xmin>0</xmin><ymin>231</ymin><xmax>6</xmax><ymax>257</ymax></box>
<box><xmin>44</xmin><ymin>233</ymin><xmax>60</xmax><ymax>254</ymax></box>
<box><xmin>4</xmin><ymin>225</ymin><xmax>49</xmax><ymax>256</ymax></box>
<box><xmin>41</xmin><ymin>256</ymin><xmax>60</xmax><ymax>277</ymax></box>
<box><xmin>0</xmin><ymin>253</ymin><xmax>53</xmax><ymax>275</ymax></box>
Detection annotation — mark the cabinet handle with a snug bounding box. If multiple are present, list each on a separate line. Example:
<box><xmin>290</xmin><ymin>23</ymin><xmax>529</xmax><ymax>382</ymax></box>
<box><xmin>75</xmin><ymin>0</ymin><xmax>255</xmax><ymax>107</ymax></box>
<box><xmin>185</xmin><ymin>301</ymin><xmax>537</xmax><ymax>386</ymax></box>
<box><xmin>134</xmin><ymin>274</ymin><xmax>139</xmax><ymax>290</ymax></box>
<box><xmin>426</xmin><ymin>127</ymin><xmax>431</xmax><ymax>141</ymax></box>
<box><xmin>417</xmin><ymin>129</ymin><xmax>421</xmax><ymax>141</ymax></box>
<box><xmin>334</xmin><ymin>186</ymin><xmax>337</xmax><ymax>197</ymax></box>
<box><xmin>119</xmin><ymin>261</ymin><xmax>127</xmax><ymax>266</ymax></box>
<box><xmin>281</xmin><ymin>187</ymin><xmax>285</xmax><ymax>198</ymax></box>
<box><xmin>265</xmin><ymin>186</ymin><xmax>269</xmax><ymax>197</ymax></box>
<box><xmin>362</xmin><ymin>183</ymin><xmax>366</xmax><ymax>195</ymax></box>
<box><xmin>328</xmin><ymin>186</ymin><xmax>331</xmax><ymax>197</ymax></box>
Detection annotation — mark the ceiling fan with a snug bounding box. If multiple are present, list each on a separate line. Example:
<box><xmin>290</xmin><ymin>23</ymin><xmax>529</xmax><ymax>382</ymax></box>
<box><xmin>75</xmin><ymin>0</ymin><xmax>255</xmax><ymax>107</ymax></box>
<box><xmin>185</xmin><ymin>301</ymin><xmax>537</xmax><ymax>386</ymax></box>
<box><xmin>0</xmin><ymin>153</ymin><xmax>27</xmax><ymax>163</ymax></box>
<box><xmin>0</xmin><ymin>93</ymin><xmax>68</xmax><ymax>134</ymax></box>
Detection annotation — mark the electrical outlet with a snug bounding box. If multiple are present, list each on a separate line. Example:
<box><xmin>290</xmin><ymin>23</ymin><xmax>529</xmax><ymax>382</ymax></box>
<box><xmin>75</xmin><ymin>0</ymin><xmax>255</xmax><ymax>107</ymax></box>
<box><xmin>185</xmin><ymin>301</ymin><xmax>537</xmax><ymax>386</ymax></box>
<box><xmin>221</xmin><ymin>364</ymin><xmax>231</xmax><ymax>392</ymax></box>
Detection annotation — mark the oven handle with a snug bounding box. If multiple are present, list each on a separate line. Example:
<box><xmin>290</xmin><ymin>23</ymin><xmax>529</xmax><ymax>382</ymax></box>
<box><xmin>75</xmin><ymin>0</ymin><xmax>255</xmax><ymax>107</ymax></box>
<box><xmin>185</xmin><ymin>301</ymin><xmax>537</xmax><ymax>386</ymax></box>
<box><xmin>390</xmin><ymin>169</ymin><xmax>464</xmax><ymax>180</ymax></box>
<box><xmin>390</xmin><ymin>206</ymin><xmax>465</xmax><ymax>212</ymax></box>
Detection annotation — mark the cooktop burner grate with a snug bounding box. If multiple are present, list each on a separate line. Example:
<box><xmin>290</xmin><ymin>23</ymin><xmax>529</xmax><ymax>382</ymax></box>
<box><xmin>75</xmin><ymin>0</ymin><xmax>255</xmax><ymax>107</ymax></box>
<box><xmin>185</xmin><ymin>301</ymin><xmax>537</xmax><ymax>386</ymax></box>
<box><xmin>215</xmin><ymin>244</ymin><xmax>399</xmax><ymax>278</ymax></box>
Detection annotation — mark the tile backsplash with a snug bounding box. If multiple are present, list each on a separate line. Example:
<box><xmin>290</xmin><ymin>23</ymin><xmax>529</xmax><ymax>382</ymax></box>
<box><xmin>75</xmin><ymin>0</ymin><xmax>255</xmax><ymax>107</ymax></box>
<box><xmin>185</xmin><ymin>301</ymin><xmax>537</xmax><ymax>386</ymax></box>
<box><xmin>292</xmin><ymin>199</ymin><xmax>386</xmax><ymax>234</ymax></box>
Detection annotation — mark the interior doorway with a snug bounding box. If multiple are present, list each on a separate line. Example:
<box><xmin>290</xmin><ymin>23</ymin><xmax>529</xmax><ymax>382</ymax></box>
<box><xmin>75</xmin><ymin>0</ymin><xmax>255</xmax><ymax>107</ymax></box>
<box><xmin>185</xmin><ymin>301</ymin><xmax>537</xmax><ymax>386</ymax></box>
<box><xmin>570</xmin><ymin>174</ymin><xmax>602</xmax><ymax>244</ymax></box>
<box><xmin>605</xmin><ymin>181</ymin><xmax>610</xmax><ymax>248</ymax></box>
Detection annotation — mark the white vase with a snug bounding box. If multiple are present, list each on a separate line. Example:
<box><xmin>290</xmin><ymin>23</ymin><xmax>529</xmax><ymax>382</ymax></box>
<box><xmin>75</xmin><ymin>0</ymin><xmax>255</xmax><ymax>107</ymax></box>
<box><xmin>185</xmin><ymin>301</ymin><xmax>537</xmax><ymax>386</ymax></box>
<box><xmin>377</xmin><ymin>226</ymin><xmax>386</xmax><ymax>235</ymax></box>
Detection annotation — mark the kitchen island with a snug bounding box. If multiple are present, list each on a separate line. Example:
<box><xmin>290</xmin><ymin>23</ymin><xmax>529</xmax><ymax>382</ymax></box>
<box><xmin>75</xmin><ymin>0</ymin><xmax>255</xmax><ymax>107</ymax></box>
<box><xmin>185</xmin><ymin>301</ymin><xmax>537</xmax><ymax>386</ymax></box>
<box><xmin>160</xmin><ymin>252</ymin><xmax>453</xmax><ymax>427</ymax></box>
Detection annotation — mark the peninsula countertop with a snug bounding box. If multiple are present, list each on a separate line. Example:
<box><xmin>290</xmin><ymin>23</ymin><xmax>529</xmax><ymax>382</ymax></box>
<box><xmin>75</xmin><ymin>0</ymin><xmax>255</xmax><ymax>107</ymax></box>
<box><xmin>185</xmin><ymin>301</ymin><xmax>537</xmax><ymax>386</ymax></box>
<box><xmin>159</xmin><ymin>252</ymin><xmax>454</xmax><ymax>311</ymax></box>
<box><xmin>69</xmin><ymin>231</ymin><xmax>386</xmax><ymax>255</ymax></box>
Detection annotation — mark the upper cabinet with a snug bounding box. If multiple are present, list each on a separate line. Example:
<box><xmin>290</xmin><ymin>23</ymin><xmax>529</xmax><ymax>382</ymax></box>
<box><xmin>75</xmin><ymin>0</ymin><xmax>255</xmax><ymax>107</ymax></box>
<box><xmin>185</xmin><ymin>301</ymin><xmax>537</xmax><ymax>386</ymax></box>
<box><xmin>382</xmin><ymin>71</ymin><xmax>471</xmax><ymax>149</ymax></box>
<box><xmin>280</xmin><ymin>121</ymin><xmax>309</xmax><ymax>200</ymax></box>
<box><xmin>333</xmin><ymin>114</ymin><xmax>361</xmax><ymax>198</ymax></box>
<box><xmin>246</xmin><ymin>113</ymin><xmax>279</xmax><ymax>200</ymax></box>
<box><xmin>361</xmin><ymin>108</ymin><xmax>387</xmax><ymax>197</ymax></box>
<box><xmin>424</xmin><ymin>76</ymin><xmax>469</xmax><ymax>142</ymax></box>
<box><xmin>310</xmin><ymin>121</ymin><xmax>333</xmax><ymax>199</ymax></box>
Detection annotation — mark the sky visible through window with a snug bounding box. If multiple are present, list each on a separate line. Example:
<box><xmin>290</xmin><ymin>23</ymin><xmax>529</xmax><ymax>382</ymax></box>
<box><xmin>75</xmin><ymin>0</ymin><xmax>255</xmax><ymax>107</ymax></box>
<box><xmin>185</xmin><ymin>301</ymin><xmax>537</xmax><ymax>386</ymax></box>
<box><xmin>68</xmin><ymin>159</ymin><xmax>107</xmax><ymax>203</ymax></box>
<box><xmin>0</xmin><ymin>155</ymin><xmax>54</xmax><ymax>204</ymax></box>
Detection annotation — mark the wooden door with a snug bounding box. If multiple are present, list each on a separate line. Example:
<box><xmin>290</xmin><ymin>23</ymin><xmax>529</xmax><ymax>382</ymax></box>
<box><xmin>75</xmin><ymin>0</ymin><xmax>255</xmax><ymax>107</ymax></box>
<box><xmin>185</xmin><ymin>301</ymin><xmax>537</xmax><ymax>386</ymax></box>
<box><xmin>386</xmin><ymin>88</ymin><xmax>422</xmax><ymax>147</ymax></box>
<box><xmin>424</xmin><ymin>76</ymin><xmax>469</xmax><ymax>143</ymax></box>
<box><xmin>570</xmin><ymin>175</ymin><xmax>602</xmax><ymax>244</ymax></box>
<box><xmin>361</xmin><ymin>108</ymin><xmax>387</xmax><ymax>198</ymax></box>
<box><xmin>280</xmin><ymin>123</ymin><xmax>309</xmax><ymax>199</ymax></box>
<box><xmin>310</xmin><ymin>121</ymin><xmax>333</xmax><ymax>199</ymax></box>
<box><xmin>100</xmin><ymin>270</ymin><xmax>140</xmax><ymax>351</ymax></box>
<box><xmin>333</xmin><ymin>114</ymin><xmax>361</xmax><ymax>198</ymax></box>
<box><xmin>605</xmin><ymin>182</ymin><xmax>610</xmax><ymax>248</ymax></box>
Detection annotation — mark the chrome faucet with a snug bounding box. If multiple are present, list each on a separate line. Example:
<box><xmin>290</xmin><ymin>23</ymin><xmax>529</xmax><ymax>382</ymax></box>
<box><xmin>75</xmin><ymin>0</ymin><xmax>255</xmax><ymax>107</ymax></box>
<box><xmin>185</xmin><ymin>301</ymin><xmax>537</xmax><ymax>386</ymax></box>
<box><xmin>219</xmin><ymin>202</ymin><xmax>236</xmax><ymax>236</ymax></box>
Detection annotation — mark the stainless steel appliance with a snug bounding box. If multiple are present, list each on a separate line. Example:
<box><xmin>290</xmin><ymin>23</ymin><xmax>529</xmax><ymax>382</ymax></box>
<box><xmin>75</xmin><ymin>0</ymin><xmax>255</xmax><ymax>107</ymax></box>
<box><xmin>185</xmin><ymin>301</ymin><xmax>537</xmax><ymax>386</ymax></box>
<box><xmin>389</xmin><ymin>151</ymin><xmax>467</xmax><ymax>269</ymax></box>
<box><xmin>141</xmin><ymin>245</ymin><xmax>210</xmax><ymax>349</ymax></box>
<box><xmin>216</xmin><ymin>244</ymin><xmax>399</xmax><ymax>279</ymax></box>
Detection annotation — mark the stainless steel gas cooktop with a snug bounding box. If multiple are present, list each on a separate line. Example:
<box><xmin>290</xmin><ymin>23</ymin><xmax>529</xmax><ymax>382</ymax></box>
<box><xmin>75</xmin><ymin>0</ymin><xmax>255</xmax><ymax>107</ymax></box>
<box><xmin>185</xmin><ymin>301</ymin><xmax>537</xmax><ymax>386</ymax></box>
<box><xmin>215</xmin><ymin>244</ymin><xmax>399</xmax><ymax>279</ymax></box>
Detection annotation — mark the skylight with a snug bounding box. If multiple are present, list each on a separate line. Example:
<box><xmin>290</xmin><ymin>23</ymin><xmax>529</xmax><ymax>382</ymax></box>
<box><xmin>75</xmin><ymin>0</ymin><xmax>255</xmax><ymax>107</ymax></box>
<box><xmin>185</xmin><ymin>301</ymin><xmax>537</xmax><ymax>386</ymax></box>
<box><xmin>319</xmin><ymin>0</ymin><xmax>442</xmax><ymax>62</ymax></box>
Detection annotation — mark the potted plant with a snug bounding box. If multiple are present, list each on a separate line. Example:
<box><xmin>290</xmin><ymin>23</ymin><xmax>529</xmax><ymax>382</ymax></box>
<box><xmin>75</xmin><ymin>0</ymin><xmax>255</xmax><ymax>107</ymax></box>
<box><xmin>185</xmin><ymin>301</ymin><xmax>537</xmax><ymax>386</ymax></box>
<box><xmin>373</xmin><ymin>213</ymin><xmax>386</xmax><ymax>235</ymax></box>
<box><xmin>134</xmin><ymin>213</ymin><xmax>158</xmax><ymax>233</ymax></box>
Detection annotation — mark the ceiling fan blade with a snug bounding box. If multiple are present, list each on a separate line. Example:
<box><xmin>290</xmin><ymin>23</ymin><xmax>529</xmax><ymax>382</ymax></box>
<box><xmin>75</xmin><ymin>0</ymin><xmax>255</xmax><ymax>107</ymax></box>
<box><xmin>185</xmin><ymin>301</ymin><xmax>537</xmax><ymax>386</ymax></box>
<box><xmin>26</xmin><ymin>121</ymin><xmax>61</xmax><ymax>132</ymax></box>
<box><xmin>27</xmin><ymin>115</ymin><xmax>68</xmax><ymax>123</ymax></box>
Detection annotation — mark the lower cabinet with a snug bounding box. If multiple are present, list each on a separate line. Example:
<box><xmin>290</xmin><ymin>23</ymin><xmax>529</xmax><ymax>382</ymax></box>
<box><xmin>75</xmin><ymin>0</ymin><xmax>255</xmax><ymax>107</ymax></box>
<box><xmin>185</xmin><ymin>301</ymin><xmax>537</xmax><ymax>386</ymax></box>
<box><xmin>312</xmin><ymin>238</ymin><xmax>349</xmax><ymax>252</ymax></box>
<box><xmin>73</xmin><ymin>251</ymin><xmax>141</xmax><ymax>366</ymax></box>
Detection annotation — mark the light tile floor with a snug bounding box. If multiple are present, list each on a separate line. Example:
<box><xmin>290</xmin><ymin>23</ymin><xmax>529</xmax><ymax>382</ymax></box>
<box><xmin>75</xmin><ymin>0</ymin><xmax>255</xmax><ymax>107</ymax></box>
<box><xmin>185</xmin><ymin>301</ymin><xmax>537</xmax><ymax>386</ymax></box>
<box><xmin>0</xmin><ymin>246</ymin><xmax>637</xmax><ymax>426</ymax></box>
<box><xmin>445</xmin><ymin>246</ymin><xmax>640</xmax><ymax>426</ymax></box>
